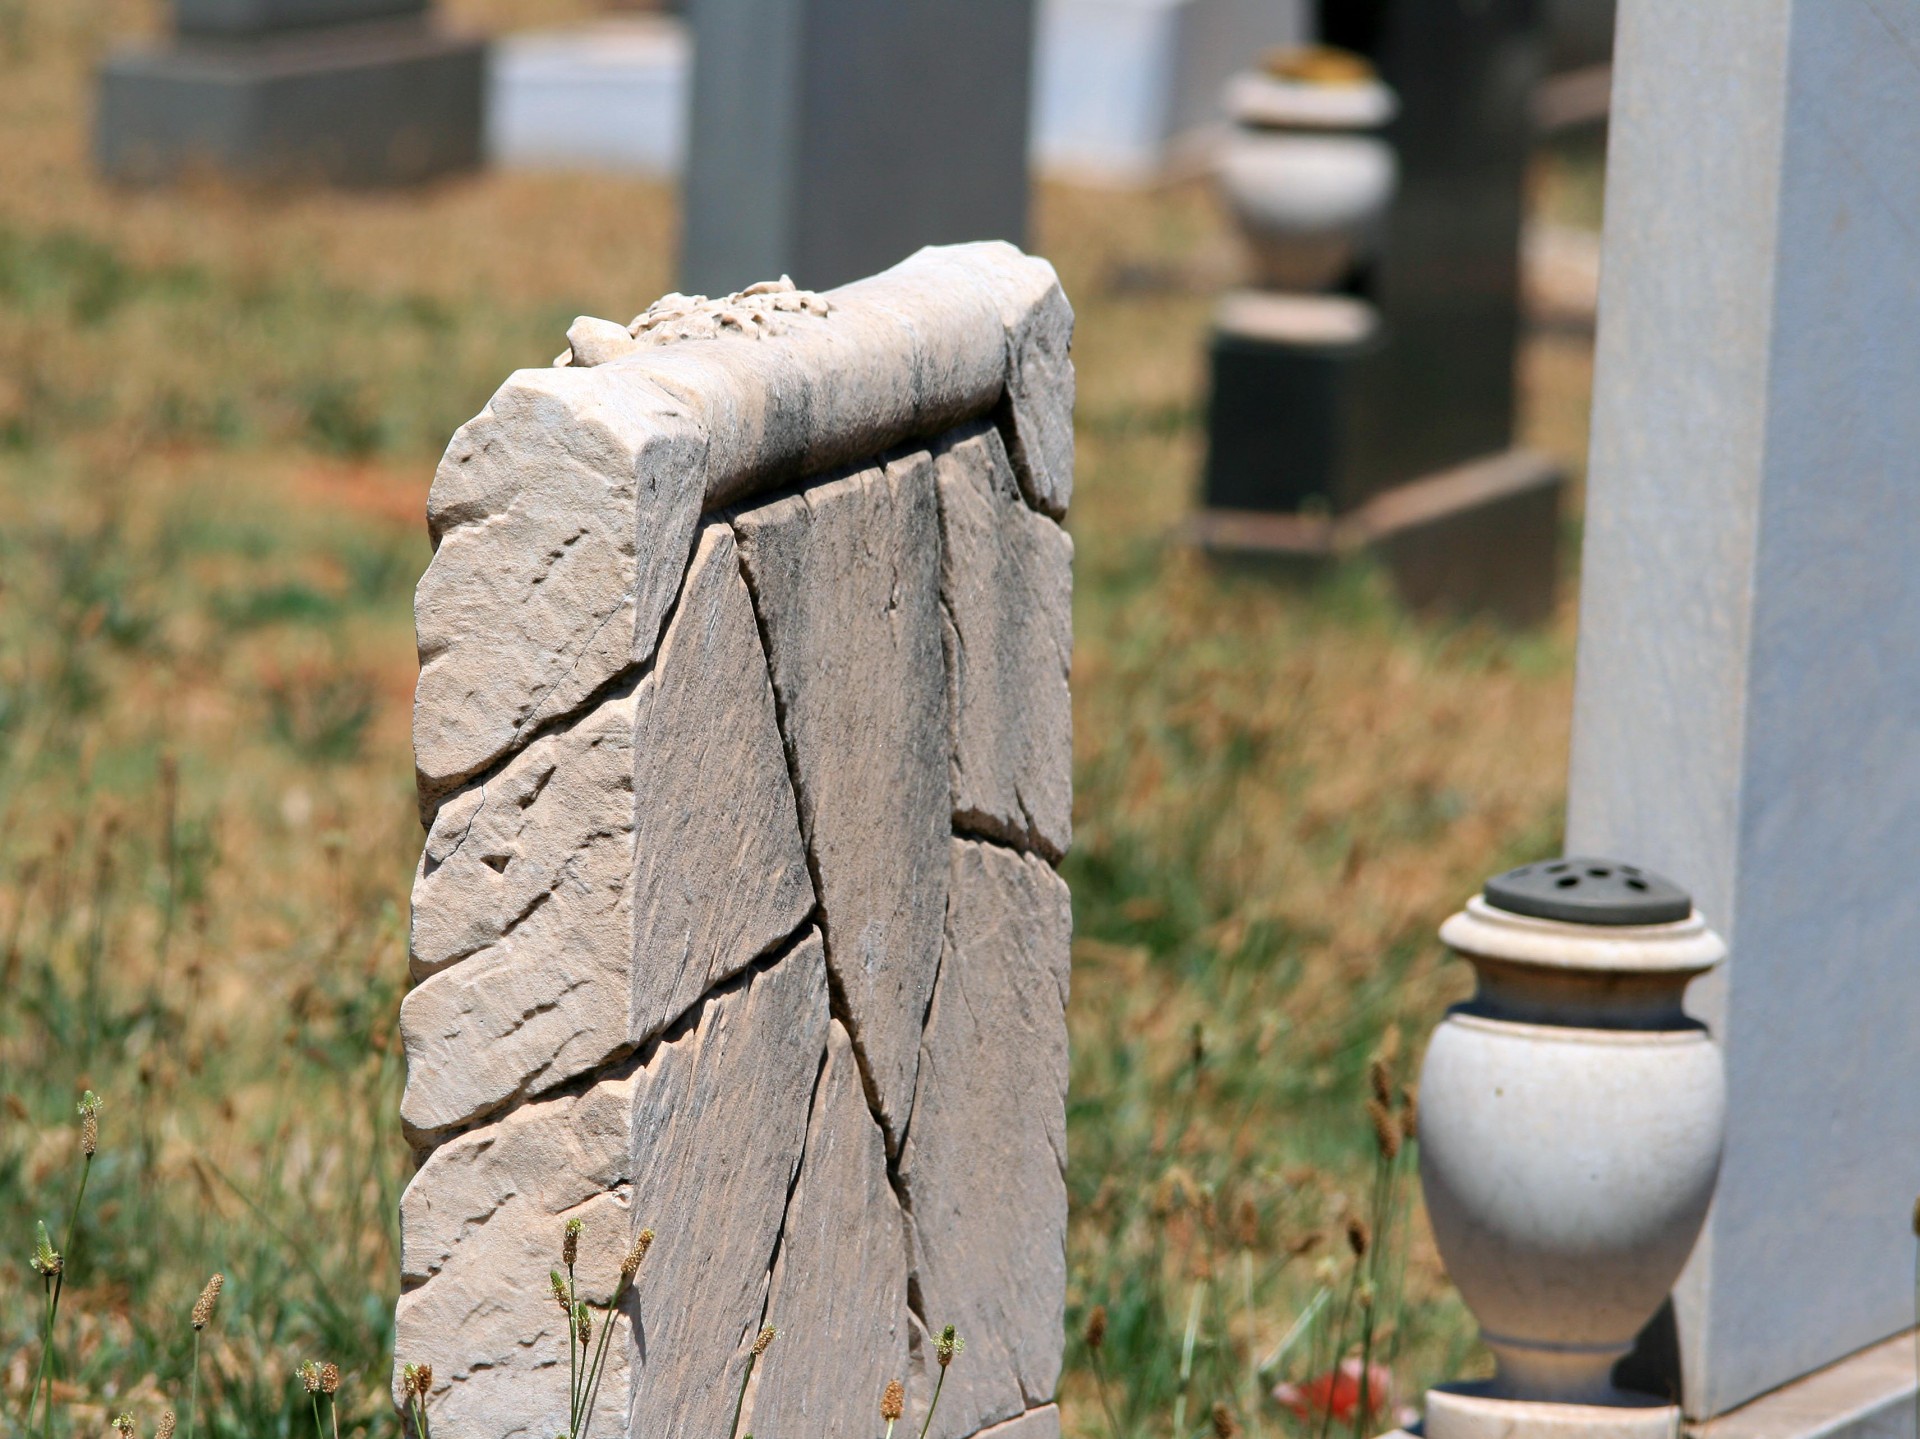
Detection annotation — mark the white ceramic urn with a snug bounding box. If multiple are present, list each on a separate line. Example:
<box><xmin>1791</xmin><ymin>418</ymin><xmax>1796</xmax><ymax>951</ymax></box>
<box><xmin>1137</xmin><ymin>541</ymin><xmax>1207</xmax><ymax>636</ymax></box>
<box><xmin>1419</xmin><ymin>859</ymin><xmax>1727</xmax><ymax>1419</ymax></box>
<box><xmin>1215</xmin><ymin>52</ymin><xmax>1398</xmax><ymax>293</ymax></box>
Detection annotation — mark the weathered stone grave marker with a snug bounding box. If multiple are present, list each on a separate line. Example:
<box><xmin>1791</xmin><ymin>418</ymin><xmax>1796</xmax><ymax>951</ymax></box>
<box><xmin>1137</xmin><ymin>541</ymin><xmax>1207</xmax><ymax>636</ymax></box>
<box><xmin>1564</xmin><ymin>0</ymin><xmax>1920</xmax><ymax>1431</ymax></box>
<box><xmin>397</xmin><ymin>244</ymin><xmax>1074</xmax><ymax>1439</ymax></box>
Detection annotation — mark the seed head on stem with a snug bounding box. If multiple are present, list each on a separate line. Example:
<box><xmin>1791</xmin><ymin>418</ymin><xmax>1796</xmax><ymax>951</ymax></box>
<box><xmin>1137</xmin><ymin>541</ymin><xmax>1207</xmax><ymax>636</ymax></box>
<box><xmin>562</xmin><ymin>1218</ymin><xmax>582</xmax><ymax>1268</ymax></box>
<box><xmin>1368</xmin><ymin>1060</ymin><xmax>1392</xmax><ymax>1109</ymax></box>
<box><xmin>935</xmin><ymin>1325</ymin><xmax>963</xmax><ymax>1369</ymax></box>
<box><xmin>1367</xmin><ymin>1098</ymin><xmax>1402</xmax><ymax>1161</ymax></box>
<box><xmin>319</xmin><ymin>1362</ymin><xmax>340</xmax><ymax>1395</ymax></box>
<box><xmin>752</xmin><ymin>1326</ymin><xmax>777</xmax><ymax>1358</ymax></box>
<box><xmin>300</xmin><ymin>1361</ymin><xmax>323</xmax><ymax>1393</ymax></box>
<box><xmin>1346</xmin><ymin>1216</ymin><xmax>1370</xmax><ymax>1260</ymax></box>
<box><xmin>1211</xmin><ymin>1401</ymin><xmax>1239</xmax><ymax>1439</ymax></box>
<box><xmin>114</xmin><ymin>1415</ymin><xmax>135</xmax><ymax>1437</ymax></box>
<box><xmin>1083</xmin><ymin>1304</ymin><xmax>1107</xmax><ymax>1352</ymax></box>
<box><xmin>156</xmin><ymin>1413</ymin><xmax>176</xmax><ymax>1439</ymax></box>
<box><xmin>30</xmin><ymin>1220</ymin><xmax>61</xmax><ymax>1278</ymax></box>
<box><xmin>621</xmin><ymin>1228</ymin><xmax>655</xmax><ymax>1283</ymax></box>
<box><xmin>881</xmin><ymin>1379</ymin><xmax>905</xmax><ymax>1425</ymax></box>
<box><xmin>78</xmin><ymin>1091</ymin><xmax>103</xmax><ymax>1158</ymax></box>
<box><xmin>191</xmin><ymin>1274</ymin><xmax>223</xmax><ymax>1330</ymax></box>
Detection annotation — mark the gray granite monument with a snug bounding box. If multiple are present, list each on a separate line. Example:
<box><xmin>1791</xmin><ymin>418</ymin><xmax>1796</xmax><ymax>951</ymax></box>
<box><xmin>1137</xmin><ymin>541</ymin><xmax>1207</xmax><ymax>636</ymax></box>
<box><xmin>95</xmin><ymin>0</ymin><xmax>484</xmax><ymax>186</ymax></box>
<box><xmin>678</xmin><ymin>0</ymin><xmax>1036</xmax><ymax>295</ymax></box>
<box><xmin>1566</xmin><ymin>0</ymin><xmax>1920</xmax><ymax>1430</ymax></box>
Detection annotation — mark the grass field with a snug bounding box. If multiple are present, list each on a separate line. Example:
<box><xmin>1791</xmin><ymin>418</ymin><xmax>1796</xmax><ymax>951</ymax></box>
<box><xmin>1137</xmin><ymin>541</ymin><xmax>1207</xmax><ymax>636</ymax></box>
<box><xmin>0</xmin><ymin>3</ymin><xmax>1600</xmax><ymax>1434</ymax></box>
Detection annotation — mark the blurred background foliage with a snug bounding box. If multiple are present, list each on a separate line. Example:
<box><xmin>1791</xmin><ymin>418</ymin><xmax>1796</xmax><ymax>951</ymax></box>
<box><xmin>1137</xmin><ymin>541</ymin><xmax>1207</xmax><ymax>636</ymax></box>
<box><xmin>0</xmin><ymin>1</ymin><xmax>1604</xmax><ymax>1433</ymax></box>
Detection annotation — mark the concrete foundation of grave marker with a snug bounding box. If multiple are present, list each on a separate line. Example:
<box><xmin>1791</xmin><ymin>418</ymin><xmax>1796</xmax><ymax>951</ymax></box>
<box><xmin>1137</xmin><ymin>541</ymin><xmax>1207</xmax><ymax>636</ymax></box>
<box><xmin>396</xmin><ymin>243</ymin><xmax>1074</xmax><ymax>1439</ymax></box>
<box><xmin>95</xmin><ymin>1</ymin><xmax>483</xmax><ymax>186</ymax></box>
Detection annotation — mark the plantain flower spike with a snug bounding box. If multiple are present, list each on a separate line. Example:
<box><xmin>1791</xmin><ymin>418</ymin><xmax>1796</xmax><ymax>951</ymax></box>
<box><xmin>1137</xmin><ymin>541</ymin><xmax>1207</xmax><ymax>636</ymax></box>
<box><xmin>621</xmin><ymin>1228</ymin><xmax>656</xmax><ymax>1282</ymax></box>
<box><xmin>881</xmin><ymin>1379</ymin><xmax>905</xmax><ymax>1423</ymax></box>
<box><xmin>562</xmin><ymin>1217</ymin><xmax>582</xmax><ymax>1268</ymax></box>
<box><xmin>191</xmin><ymin>1273</ymin><xmax>223</xmax><ymax>1330</ymax></box>
<box><xmin>31</xmin><ymin>1220</ymin><xmax>61</xmax><ymax>1278</ymax></box>
<box><xmin>936</xmin><ymin>1325</ymin><xmax>964</xmax><ymax>1369</ymax></box>
<box><xmin>78</xmin><ymin>1091</ymin><xmax>103</xmax><ymax>1158</ymax></box>
<box><xmin>1083</xmin><ymin>1304</ymin><xmax>1107</xmax><ymax>1352</ymax></box>
<box><xmin>320</xmin><ymin>1361</ymin><xmax>340</xmax><ymax>1395</ymax></box>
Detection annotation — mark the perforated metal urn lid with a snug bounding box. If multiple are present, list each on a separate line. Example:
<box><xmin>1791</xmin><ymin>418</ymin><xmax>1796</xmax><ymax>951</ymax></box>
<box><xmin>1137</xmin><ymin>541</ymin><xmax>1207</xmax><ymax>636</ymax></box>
<box><xmin>1483</xmin><ymin>857</ymin><xmax>1692</xmax><ymax>927</ymax></box>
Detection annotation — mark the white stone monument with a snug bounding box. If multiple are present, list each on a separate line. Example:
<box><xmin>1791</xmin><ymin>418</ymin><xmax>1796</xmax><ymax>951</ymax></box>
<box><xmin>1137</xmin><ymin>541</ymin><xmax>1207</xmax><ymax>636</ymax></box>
<box><xmin>1565</xmin><ymin>0</ymin><xmax>1920</xmax><ymax>1431</ymax></box>
<box><xmin>395</xmin><ymin>244</ymin><xmax>1075</xmax><ymax>1439</ymax></box>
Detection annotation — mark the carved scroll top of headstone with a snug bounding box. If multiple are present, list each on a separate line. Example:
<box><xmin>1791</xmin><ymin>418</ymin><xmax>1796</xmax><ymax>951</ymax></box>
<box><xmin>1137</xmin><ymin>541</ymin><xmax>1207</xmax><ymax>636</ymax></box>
<box><xmin>414</xmin><ymin>241</ymin><xmax>1074</xmax><ymax>806</ymax></box>
<box><xmin>559</xmin><ymin>277</ymin><xmax>834</xmax><ymax>366</ymax></box>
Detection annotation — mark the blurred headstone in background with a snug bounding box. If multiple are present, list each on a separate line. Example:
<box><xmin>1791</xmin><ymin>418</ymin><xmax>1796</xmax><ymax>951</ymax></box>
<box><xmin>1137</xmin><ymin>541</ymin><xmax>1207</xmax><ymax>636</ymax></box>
<box><xmin>678</xmin><ymin>0</ymin><xmax>1037</xmax><ymax>294</ymax></box>
<box><xmin>95</xmin><ymin>0</ymin><xmax>485</xmax><ymax>185</ymax></box>
<box><xmin>1192</xmin><ymin>0</ymin><xmax>1564</xmax><ymax>627</ymax></box>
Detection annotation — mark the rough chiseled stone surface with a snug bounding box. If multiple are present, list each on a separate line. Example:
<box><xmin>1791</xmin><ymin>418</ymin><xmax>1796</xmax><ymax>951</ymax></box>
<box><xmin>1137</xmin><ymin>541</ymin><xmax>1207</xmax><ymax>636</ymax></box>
<box><xmin>626</xmin><ymin>523</ymin><xmax>816</xmax><ymax>1046</ymax></box>
<box><xmin>403</xmin><ymin>243</ymin><xmax>1075</xmax><ymax>1439</ymax></box>
<box><xmin>995</xmin><ymin>268</ymin><xmax>1076</xmax><ymax>520</ymax></box>
<box><xmin>934</xmin><ymin>421</ymin><xmax>1073</xmax><ymax>861</ymax></box>
<box><xmin>400</xmin><ymin>524</ymin><xmax>813</xmax><ymax>1142</ymax></box>
<box><xmin>746</xmin><ymin>1020</ymin><xmax>912</xmax><ymax>1439</ymax></box>
<box><xmin>733</xmin><ymin>454</ymin><xmax>952</xmax><ymax>1152</ymax></box>
<box><xmin>396</xmin><ymin>934</ymin><xmax>829</xmax><ymax>1439</ymax></box>
<box><xmin>901</xmin><ymin>839</ymin><xmax>1072</xmax><ymax>1439</ymax></box>
<box><xmin>414</xmin><ymin>365</ymin><xmax>709</xmax><ymax>810</ymax></box>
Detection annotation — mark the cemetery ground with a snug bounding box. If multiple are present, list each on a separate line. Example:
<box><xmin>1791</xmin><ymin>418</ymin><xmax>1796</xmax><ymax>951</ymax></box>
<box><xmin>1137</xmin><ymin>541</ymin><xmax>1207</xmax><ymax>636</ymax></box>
<box><xmin>0</xmin><ymin>6</ymin><xmax>1600</xmax><ymax>1435</ymax></box>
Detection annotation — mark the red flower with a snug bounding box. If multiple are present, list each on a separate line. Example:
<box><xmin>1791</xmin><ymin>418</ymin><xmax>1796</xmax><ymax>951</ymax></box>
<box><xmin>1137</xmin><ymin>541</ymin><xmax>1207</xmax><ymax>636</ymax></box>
<box><xmin>1272</xmin><ymin>1358</ymin><xmax>1394</xmax><ymax>1427</ymax></box>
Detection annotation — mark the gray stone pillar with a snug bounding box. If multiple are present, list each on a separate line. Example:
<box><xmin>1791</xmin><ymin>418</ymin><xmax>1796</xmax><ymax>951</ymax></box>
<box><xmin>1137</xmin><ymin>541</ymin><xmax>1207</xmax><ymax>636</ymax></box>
<box><xmin>95</xmin><ymin>0</ymin><xmax>484</xmax><ymax>186</ymax></box>
<box><xmin>1566</xmin><ymin>0</ymin><xmax>1920</xmax><ymax>1419</ymax></box>
<box><xmin>679</xmin><ymin>0</ymin><xmax>1036</xmax><ymax>295</ymax></box>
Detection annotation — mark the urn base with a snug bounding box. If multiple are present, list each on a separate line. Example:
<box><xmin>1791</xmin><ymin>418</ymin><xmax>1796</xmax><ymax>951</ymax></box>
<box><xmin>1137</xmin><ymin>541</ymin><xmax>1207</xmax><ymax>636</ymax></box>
<box><xmin>1425</xmin><ymin>1385</ymin><xmax>1679</xmax><ymax>1439</ymax></box>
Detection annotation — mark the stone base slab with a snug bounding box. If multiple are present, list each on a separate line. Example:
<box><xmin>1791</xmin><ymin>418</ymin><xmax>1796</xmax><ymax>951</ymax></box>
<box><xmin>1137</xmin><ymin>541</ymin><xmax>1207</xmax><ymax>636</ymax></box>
<box><xmin>1424</xmin><ymin>1386</ymin><xmax>1679</xmax><ymax>1439</ymax></box>
<box><xmin>1190</xmin><ymin>448</ymin><xmax>1565</xmax><ymax>626</ymax></box>
<box><xmin>1693</xmin><ymin>1330</ymin><xmax>1917</xmax><ymax>1439</ymax></box>
<box><xmin>95</xmin><ymin>18</ymin><xmax>485</xmax><ymax>186</ymax></box>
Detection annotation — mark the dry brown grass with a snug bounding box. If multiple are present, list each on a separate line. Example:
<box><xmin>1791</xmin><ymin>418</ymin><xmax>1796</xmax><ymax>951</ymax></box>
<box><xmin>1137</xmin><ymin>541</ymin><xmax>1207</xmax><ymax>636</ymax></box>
<box><xmin>0</xmin><ymin>5</ymin><xmax>1599</xmax><ymax>1432</ymax></box>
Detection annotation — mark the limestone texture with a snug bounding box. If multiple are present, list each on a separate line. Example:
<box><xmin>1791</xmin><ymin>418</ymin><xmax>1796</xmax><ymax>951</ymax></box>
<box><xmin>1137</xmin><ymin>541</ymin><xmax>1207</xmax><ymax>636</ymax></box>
<box><xmin>733</xmin><ymin>453</ymin><xmax>951</xmax><ymax>1152</ymax></box>
<box><xmin>934</xmin><ymin>421</ymin><xmax>1073</xmax><ymax>860</ymax></box>
<box><xmin>401</xmin><ymin>524</ymin><xmax>812</xmax><ymax>1141</ymax></box>
<box><xmin>901</xmin><ymin>840</ymin><xmax>1072</xmax><ymax>1439</ymax></box>
<box><xmin>402</xmin><ymin>241</ymin><xmax>1077</xmax><ymax>1439</ymax></box>
<box><xmin>414</xmin><ymin>365</ymin><xmax>710</xmax><ymax>809</ymax></box>
<box><xmin>396</xmin><ymin>933</ymin><xmax>830</xmax><ymax>1439</ymax></box>
<box><xmin>993</xmin><ymin>262</ymin><xmax>1076</xmax><ymax>519</ymax></box>
<box><xmin>746</xmin><ymin>1021</ymin><xmax>912</xmax><ymax>1439</ymax></box>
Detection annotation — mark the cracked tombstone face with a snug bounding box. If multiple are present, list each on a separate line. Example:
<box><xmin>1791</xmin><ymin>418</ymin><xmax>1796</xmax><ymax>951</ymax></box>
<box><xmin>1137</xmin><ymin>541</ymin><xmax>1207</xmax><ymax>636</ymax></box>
<box><xmin>396</xmin><ymin>245</ymin><xmax>1075</xmax><ymax>1439</ymax></box>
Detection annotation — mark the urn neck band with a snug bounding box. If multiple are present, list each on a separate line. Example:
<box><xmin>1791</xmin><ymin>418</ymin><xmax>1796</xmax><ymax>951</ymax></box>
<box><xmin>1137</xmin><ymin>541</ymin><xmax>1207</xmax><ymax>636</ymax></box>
<box><xmin>1440</xmin><ymin>896</ymin><xmax>1727</xmax><ymax>1033</ymax></box>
